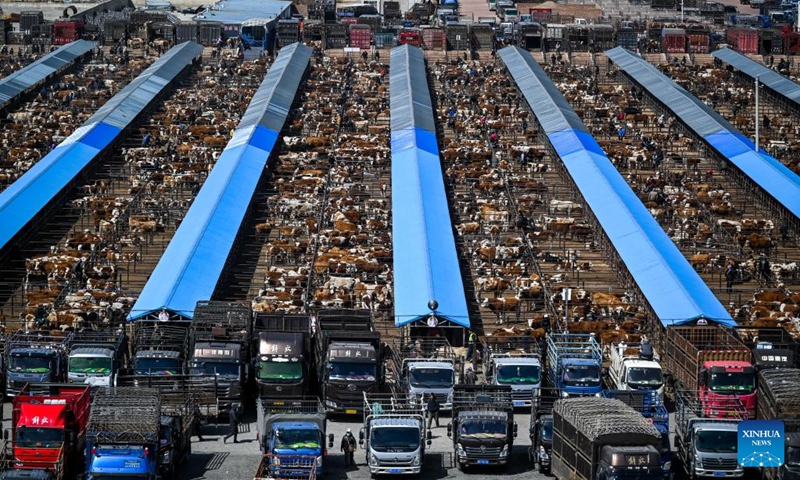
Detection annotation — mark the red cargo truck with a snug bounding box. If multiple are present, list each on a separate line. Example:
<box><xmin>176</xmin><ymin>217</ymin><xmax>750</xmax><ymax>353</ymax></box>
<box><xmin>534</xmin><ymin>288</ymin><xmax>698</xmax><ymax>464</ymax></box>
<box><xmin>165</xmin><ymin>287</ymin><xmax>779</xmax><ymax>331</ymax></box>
<box><xmin>399</xmin><ymin>28</ymin><xmax>423</xmax><ymax>47</ymax></box>
<box><xmin>53</xmin><ymin>20</ymin><xmax>84</xmax><ymax>45</ymax></box>
<box><xmin>662</xmin><ymin>27</ymin><xmax>687</xmax><ymax>52</ymax></box>
<box><xmin>349</xmin><ymin>24</ymin><xmax>372</xmax><ymax>49</ymax></box>
<box><xmin>664</xmin><ymin>325</ymin><xmax>757</xmax><ymax>419</ymax></box>
<box><xmin>3</xmin><ymin>384</ymin><xmax>91</xmax><ymax>480</ymax></box>
<box><xmin>727</xmin><ymin>27</ymin><xmax>759</xmax><ymax>53</ymax></box>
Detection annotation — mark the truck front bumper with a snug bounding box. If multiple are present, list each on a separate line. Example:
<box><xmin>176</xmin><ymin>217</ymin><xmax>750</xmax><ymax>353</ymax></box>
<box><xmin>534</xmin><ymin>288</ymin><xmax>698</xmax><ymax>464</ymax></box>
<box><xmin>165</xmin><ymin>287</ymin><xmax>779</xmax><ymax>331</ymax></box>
<box><xmin>695</xmin><ymin>468</ymin><xmax>743</xmax><ymax>478</ymax></box>
<box><xmin>458</xmin><ymin>457</ymin><xmax>506</xmax><ymax>466</ymax></box>
<box><xmin>370</xmin><ymin>465</ymin><xmax>422</xmax><ymax>475</ymax></box>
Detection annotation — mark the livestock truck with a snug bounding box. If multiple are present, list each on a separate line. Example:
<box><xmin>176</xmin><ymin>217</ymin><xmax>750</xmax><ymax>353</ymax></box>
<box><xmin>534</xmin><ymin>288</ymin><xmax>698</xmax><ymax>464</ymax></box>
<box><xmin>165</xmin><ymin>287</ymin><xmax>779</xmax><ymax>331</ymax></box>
<box><xmin>158</xmin><ymin>393</ymin><xmax>195</xmax><ymax>478</ymax></box>
<box><xmin>664</xmin><ymin>325</ymin><xmax>757</xmax><ymax>419</ymax></box>
<box><xmin>601</xmin><ymin>389</ymin><xmax>673</xmax><ymax>478</ymax></box>
<box><xmin>757</xmin><ymin>368</ymin><xmax>800</xmax><ymax>480</ymax></box>
<box><xmin>85</xmin><ymin>387</ymin><xmax>162</xmax><ymax>480</ymax></box>
<box><xmin>360</xmin><ymin>393</ymin><xmax>430</xmax><ymax>476</ymax></box>
<box><xmin>530</xmin><ymin>387</ymin><xmax>557</xmax><ymax>474</ymax></box>
<box><xmin>1</xmin><ymin>384</ymin><xmax>91</xmax><ymax>480</ymax></box>
<box><xmin>551</xmin><ymin>397</ymin><xmax>663</xmax><ymax>480</ymax></box>
<box><xmin>674</xmin><ymin>388</ymin><xmax>745</xmax><ymax>479</ymax></box>
<box><xmin>606</xmin><ymin>340</ymin><xmax>664</xmax><ymax>399</ymax></box>
<box><xmin>448</xmin><ymin>385</ymin><xmax>516</xmax><ymax>471</ymax></box>
<box><xmin>6</xmin><ymin>333</ymin><xmax>72</xmax><ymax>396</ymax></box>
<box><xmin>191</xmin><ymin>301</ymin><xmax>252</xmax><ymax>414</ymax></box>
<box><xmin>253</xmin><ymin>312</ymin><xmax>313</xmax><ymax>397</ymax></box>
<box><xmin>732</xmin><ymin>325</ymin><xmax>799</xmax><ymax>369</ymax></box>
<box><xmin>129</xmin><ymin>320</ymin><xmax>192</xmax><ymax>376</ymax></box>
<box><xmin>256</xmin><ymin>397</ymin><xmax>333</xmax><ymax>477</ymax></box>
<box><xmin>483</xmin><ymin>335</ymin><xmax>542</xmax><ymax>407</ymax></box>
<box><xmin>314</xmin><ymin>309</ymin><xmax>383</xmax><ymax>414</ymax></box>
<box><xmin>67</xmin><ymin>330</ymin><xmax>127</xmax><ymax>388</ymax></box>
<box><xmin>546</xmin><ymin>333</ymin><xmax>603</xmax><ymax>397</ymax></box>
<box><xmin>395</xmin><ymin>338</ymin><xmax>456</xmax><ymax>410</ymax></box>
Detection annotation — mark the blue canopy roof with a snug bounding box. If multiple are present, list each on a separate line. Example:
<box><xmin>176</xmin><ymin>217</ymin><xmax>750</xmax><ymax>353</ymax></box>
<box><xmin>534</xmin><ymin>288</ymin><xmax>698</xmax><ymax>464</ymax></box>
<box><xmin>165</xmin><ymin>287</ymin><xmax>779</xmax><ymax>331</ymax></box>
<box><xmin>391</xmin><ymin>45</ymin><xmax>469</xmax><ymax>328</ymax></box>
<box><xmin>0</xmin><ymin>40</ymin><xmax>94</xmax><ymax>110</ymax></box>
<box><xmin>712</xmin><ymin>48</ymin><xmax>800</xmax><ymax>105</ymax></box>
<box><xmin>607</xmin><ymin>46</ymin><xmax>800</xmax><ymax>220</ymax></box>
<box><xmin>500</xmin><ymin>46</ymin><xmax>734</xmax><ymax>327</ymax></box>
<box><xmin>127</xmin><ymin>42</ymin><xmax>312</xmax><ymax>321</ymax></box>
<box><xmin>0</xmin><ymin>42</ymin><xmax>203</xmax><ymax>256</ymax></box>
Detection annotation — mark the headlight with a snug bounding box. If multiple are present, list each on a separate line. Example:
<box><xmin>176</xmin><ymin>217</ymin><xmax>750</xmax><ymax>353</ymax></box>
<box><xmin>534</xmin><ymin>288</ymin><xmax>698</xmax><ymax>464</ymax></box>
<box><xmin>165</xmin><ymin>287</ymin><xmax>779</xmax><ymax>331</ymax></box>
<box><xmin>273</xmin><ymin>456</ymin><xmax>281</xmax><ymax>466</ymax></box>
<box><xmin>457</xmin><ymin>445</ymin><xmax>466</xmax><ymax>457</ymax></box>
<box><xmin>695</xmin><ymin>456</ymin><xmax>703</xmax><ymax>467</ymax></box>
<box><xmin>500</xmin><ymin>445</ymin><xmax>509</xmax><ymax>457</ymax></box>
<box><xmin>595</xmin><ymin>393</ymin><xmax>602</xmax><ymax>397</ymax></box>
<box><xmin>325</xmin><ymin>400</ymin><xmax>337</xmax><ymax>408</ymax></box>
<box><xmin>369</xmin><ymin>454</ymin><xmax>378</xmax><ymax>466</ymax></box>
<box><xmin>316</xmin><ymin>456</ymin><xmax>322</xmax><ymax>467</ymax></box>
<box><xmin>663</xmin><ymin>461</ymin><xmax>672</xmax><ymax>471</ymax></box>
<box><xmin>561</xmin><ymin>392</ymin><xmax>570</xmax><ymax>398</ymax></box>
<box><xmin>447</xmin><ymin>392</ymin><xmax>453</xmax><ymax>404</ymax></box>
<box><xmin>413</xmin><ymin>454</ymin><xmax>421</xmax><ymax>466</ymax></box>
<box><xmin>539</xmin><ymin>446</ymin><xmax>548</xmax><ymax>458</ymax></box>
<box><xmin>162</xmin><ymin>451</ymin><xmax>171</xmax><ymax>463</ymax></box>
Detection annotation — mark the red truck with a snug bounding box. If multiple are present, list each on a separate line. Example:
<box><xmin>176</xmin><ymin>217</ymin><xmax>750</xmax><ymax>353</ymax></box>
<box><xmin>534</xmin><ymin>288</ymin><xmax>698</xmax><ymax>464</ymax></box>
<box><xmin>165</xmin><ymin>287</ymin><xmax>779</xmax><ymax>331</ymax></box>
<box><xmin>665</xmin><ymin>326</ymin><xmax>757</xmax><ymax>419</ymax></box>
<box><xmin>2</xmin><ymin>383</ymin><xmax>91</xmax><ymax>480</ymax></box>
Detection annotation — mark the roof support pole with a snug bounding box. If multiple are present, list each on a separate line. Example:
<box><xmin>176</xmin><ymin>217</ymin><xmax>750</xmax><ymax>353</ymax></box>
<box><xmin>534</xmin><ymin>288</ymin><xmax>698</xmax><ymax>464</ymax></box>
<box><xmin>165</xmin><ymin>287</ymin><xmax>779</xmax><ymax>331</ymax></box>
<box><xmin>755</xmin><ymin>74</ymin><xmax>760</xmax><ymax>152</ymax></box>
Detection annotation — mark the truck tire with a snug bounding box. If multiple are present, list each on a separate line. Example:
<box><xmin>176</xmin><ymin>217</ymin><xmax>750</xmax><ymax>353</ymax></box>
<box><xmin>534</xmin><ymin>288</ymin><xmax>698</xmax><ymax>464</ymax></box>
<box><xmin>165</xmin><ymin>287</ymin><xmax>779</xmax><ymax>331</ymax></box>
<box><xmin>538</xmin><ymin>462</ymin><xmax>546</xmax><ymax>474</ymax></box>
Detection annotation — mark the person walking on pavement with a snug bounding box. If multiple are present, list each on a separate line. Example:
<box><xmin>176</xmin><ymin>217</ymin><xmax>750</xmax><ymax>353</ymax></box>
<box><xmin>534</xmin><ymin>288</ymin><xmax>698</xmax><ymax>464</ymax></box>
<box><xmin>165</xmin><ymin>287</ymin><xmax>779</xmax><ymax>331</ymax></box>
<box><xmin>341</xmin><ymin>429</ymin><xmax>357</xmax><ymax>468</ymax></box>
<box><xmin>192</xmin><ymin>404</ymin><xmax>205</xmax><ymax>441</ymax></box>
<box><xmin>426</xmin><ymin>393</ymin><xmax>440</xmax><ymax>429</ymax></box>
<box><xmin>223</xmin><ymin>403</ymin><xmax>241</xmax><ymax>443</ymax></box>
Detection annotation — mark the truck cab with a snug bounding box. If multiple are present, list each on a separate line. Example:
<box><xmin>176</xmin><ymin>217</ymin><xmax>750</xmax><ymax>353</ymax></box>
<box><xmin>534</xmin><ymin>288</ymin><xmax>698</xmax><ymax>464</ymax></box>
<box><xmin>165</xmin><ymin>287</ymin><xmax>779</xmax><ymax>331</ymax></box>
<box><xmin>360</xmin><ymin>394</ymin><xmax>430</xmax><ymax>476</ymax></box>
<box><xmin>607</xmin><ymin>340</ymin><xmax>664</xmax><ymax>399</ymax></box>
<box><xmin>158</xmin><ymin>415</ymin><xmax>189</xmax><ymax>477</ymax></box>
<box><xmin>253</xmin><ymin>313</ymin><xmax>311</xmax><ymax>397</ymax></box>
<box><xmin>674</xmin><ymin>389</ymin><xmax>744</xmax><ymax>479</ymax></box>
<box><xmin>403</xmin><ymin>358</ymin><xmax>455</xmax><ymax>410</ymax></box>
<box><xmin>6</xmin><ymin>334</ymin><xmax>72</xmax><ymax>396</ymax></box>
<box><xmin>449</xmin><ymin>385</ymin><xmax>516</xmax><ymax>471</ymax></box>
<box><xmin>547</xmin><ymin>334</ymin><xmax>603</xmax><ymax>398</ymax></box>
<box><xmin>130</xmin><ymin>321</ymin><xmax>191</xmax><ymax>378</ymax></box>
<box><xmin>529</xmin><ymin>389</ymin><xmax>555</xmax><ymax>474</ymax></box>
<box><xmin>67</xmin><ymin>331</ymin><xmax>127</xmax><ymax>388</ymax></box>
<box><xmin>87</xmin><ymin>445</ymin><xmax>158</xmax><ymax>480</ymax></box>
<box><xmin>484</xmin><ymin>336</ymin><xmax>542</xmax><ymax>407</ymax></box>
<box><xmin>784</xmin><ymin>433</ymin><xmax>800</xmax><ymax>480</ymax></box>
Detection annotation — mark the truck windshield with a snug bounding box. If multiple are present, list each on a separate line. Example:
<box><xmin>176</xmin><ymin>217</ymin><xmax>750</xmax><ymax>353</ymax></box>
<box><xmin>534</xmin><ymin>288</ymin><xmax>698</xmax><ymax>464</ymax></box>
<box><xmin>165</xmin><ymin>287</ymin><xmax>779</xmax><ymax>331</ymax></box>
<box><xmin>329</xmin><ymin>362</ymin><xmax>376</xmax><ymax>382</ymax></box>
<box><xmin>70</xmin><ymin>357</ymin><xmax>112</xmax><ymax>374</ymax></box>
<box><xmin>496</xmin><ymin>365</ymin><xmax>539</xmax><ymax>384</ymax></box>
<box><xmin>696</xmin><ymin>430</ymin><xmax>737</xmax><ymax>453</ymax></box>
<box><xmin>540</xmin><ymin>421</ymin><xmax>553</xmax><ymax>441</ymax></box>
<box><xmin>258</xmin><ymin>361</ymin><xmax>302</xmax><ymax>381</ymax></box>
<box><xmin>709</xmin><ymin>372</ymin><xmax>756</xmax><ymax>393</ymax></box>
<box><xmin>193</xmin><ymin>361</ymin><xmax>239</xmax><ymax>377</ymax></box>
<box><xmin>134</xmin><ymin>358</ymin><xmax>181</xmax><ymax>375</ymax></box>
<box><xmin>370</xmin><ymin>427</ymin><xmax>420</xmax><ymax>453</ymax></box>
<box><xmin>9</xmin><ymin>355</ymin><xmax>51</xmax><ymax>374</ymax></box>
<box><xmin>562</xmin><ymin>365</ymin><xmax>601</xmax><ymax>386</ymax></box>
<box><xmin>16</xmin><ymin>427</ymin><xmax>64</xmax><ymax>448</ymax></box>
<box><xmin>409</xmin><ymin>368</ymin><xmax>453</xmax><ymax>388</ymax></box>
<box><xmin>461</xmin><ymin>420</ymin><xmax>506</xmax><ymax>438</ymax></box>
<box><xmin>787</xmin><ymin>446</ymin><xmax>800</xmax><ymax>466</ymax></box>
<box><xmin>627</xmin><ymin>367</ymin><xmax>663</xmax><ymax>388</ymax></box>
<box><xmin>275</xmin><ymin>429</ymin><xmax>320</xmax><ymax>449</ymax></box>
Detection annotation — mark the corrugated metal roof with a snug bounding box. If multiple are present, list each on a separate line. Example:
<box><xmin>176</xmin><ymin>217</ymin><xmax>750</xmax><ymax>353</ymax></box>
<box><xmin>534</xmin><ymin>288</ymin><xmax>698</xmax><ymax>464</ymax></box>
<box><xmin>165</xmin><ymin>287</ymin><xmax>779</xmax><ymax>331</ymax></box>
<box><xmin>0</xmin><ymin>40</ymin><xmax>95</xmax><ymax>108</ymax></box>
<box><xmin>0</xmin><ymin>42</ymin><xmax>204</xmax><ymax>256</ymax></box>
<box><xmin>127</xmin><ymin>42</ymin><xmax>311</xmax><ymax>321</ymax></box>
<box><xmin>500</xmin><ymin>46</ymin><xmax>735</xmax><ymax>327</ymax></box>
<box><xmin>193</xmin><ymin>0</ymin><xmax>291</xmax><ymax>26</ymax></box>
<box><xmin>391</xmin><ymin>45</ymin><xmax>469</xmax><ymax>329</ymax></box>
<box><xmin>607</xmin><ymin>46</ymin><xmax>800</xmax><ymax>219</ymax></box>
<box><xmin>712</xmin><ymin>48</ymin><xmax>800</xmax><ymax>104</ymax></box>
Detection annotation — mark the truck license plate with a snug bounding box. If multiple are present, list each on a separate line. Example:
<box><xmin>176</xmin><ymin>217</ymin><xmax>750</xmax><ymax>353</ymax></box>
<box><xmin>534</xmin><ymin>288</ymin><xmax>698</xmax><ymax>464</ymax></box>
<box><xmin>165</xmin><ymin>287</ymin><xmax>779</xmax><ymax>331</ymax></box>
<box><xmin>345</xmin><ymin>409</ymin><xmax>357</xmax><ymax>414</ymax></box>
<box><xmin>714</xmin><ymin>472</ymin><xmax>726</xmax><ymax>477</ymax></box>
<box><xmin>477</xmin><ymin>460</ymin><xmax>490</xmax><ymax>465</ymax></box>
<box><xmin>513</xmin><ymin>401</ymin><xmax>525</xmax><ymax>406</ymax></box>
<box><xmin>389</xmin><ymin>469</ymin><xmax>403</xmax><ymax>473</ymax></box>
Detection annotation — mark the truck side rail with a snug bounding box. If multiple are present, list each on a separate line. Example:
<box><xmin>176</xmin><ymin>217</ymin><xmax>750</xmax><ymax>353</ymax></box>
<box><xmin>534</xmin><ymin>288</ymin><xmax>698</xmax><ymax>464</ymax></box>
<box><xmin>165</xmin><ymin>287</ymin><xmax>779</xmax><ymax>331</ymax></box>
<box><xmin>13</xmin><ymin>444</ymin><xmax>67</xmax><ymax>477</ymax></box>
<box><xmin>0</xmin><ymin>440</ymin><xmax>12</xmax><ymax>472</ymax></box>
<box><xmin>453</xmin><ymin>385</ymin><xmax>513</xmax><ymax>412</ymax></box>
<box><xmin>8</xmin><ymin>332</ymin><xmax>73</xmax><ymax>349</ymax></box>
<box><xmin>484</xmin><ymin>336</ymin><xmax>541</xmax><ymax>355</ymax></box>
<box><xmin>254</xmin><ymin>454</ymin><xmax>317</xmax><ymax>480</ymax></box>
<box><xmin>68</xmin><ymin>330</ymin><xmax>126</xmax><ymax>351</ymax></box>
<box><xmin>363</xmin><ymin>393</ymin><xmax>425</xmax><ymax>418</ymax></box>
<box><xmin>131</xmin><ymin>321</ymin><xmax>191</xmax><ymax>351</ymax></box>
<box><xmin>253</xmin><ymin>312</ymin><xmax>312</xmax><ymax>334</ymax></box>
<box><xmin>87</xmin><ymin>387</ymin><xmax>161</xmax><ymax>444</ymax></box>
<box><xmin>675</xmin><ymin>388</ymin><xmax>747</xmax><ymax>425</ymax></box>
<box><xmin>314</xmin><ymin>308</ymin><xmax>374</xmax><ymax>332</ymax></box>
<box><xmin>757</xmin><ymin>369</ymin><xmax>800</xmax><ymax>419</ymax></box>
<box><xmin>161</xmin><ymin>393</ymin><xmax>197</xmax><ymax>435</ymax></box>
<box><xmin>532</xmin><ymin>387</ymin><xmax>558</xmax><ymax>418</ymax></box>
<box><xmin>115</xmin><ymin>371</ymin><xmax>219</xmax><ymax>416</ymax></box>
<box><xmin>193</xmin><ymin>301</ymin><xmax>253</xmax><ymax>342</ymax></box>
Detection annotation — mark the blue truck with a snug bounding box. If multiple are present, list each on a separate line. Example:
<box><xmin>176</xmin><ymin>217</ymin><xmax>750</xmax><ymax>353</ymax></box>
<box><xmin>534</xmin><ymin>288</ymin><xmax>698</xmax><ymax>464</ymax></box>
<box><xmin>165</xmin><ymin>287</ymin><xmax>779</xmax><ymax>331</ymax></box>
<box><xmin>601</xmin><ymin>390</ymin><xmax>673</xmax><ymax>479</ymax></box>
<box><xmin>256</xmin><ymin>397</ymin><xmax>333</xmax><ymax>478</ymax></box>
<box><xmin>6</xmin><ymin>332</ymin><xmax>72</xmax><ymax>396</ymax></box>
<box><xmin>85</xmin><ymin>387</ymin><xmax>162</xmax><ymax>480</ymax></box>
<box><xmin>545</xmin><ymin>333</ymin><xmax>602</xmax><ymax>397</ymax></box>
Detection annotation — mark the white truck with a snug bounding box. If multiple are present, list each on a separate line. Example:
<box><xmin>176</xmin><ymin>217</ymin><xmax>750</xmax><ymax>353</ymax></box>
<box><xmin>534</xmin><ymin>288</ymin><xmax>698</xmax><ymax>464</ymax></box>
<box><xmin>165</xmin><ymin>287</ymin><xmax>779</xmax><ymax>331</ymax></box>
<box><xmin>360</xmin><ymin>393</ymin><xmax>431</xmax><ymax>476</ymax></box>
<box><xmin>606</xmin><ymin>340</ymin><xmax>664</xmax><ymax>399</ymax></box>
<box><xmin>483</xmin><ymin>336</ymin><xmax>542</xmax><ymax>408</ymax></box>
<box><xmin>396</xmin><ymin>339</ymin><xmax>457</xmax><ymax>411</ymax></box>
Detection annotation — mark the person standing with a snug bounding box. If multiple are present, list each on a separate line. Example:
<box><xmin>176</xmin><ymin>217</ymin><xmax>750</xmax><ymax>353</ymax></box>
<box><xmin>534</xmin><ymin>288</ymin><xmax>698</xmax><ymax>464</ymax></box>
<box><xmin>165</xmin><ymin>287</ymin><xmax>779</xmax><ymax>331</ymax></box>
<box><xmin>426</xmin><ymin>393</ymin><xmax>440</xmax><ymax>429</ymax></box>
<box><xmin>465</xmin><ymin>330</ymin><xmax>478</xmax><ymax>362</ymax></box>
<box><xmin>223</xmin><ymin>403</ymin><xmax>241</xmax><ymax>444</ymax></box>
<box><xmin>341</xmin><ymin>429</ymin><xmax>357</xmax><ymax>468</ymax></box>
<box><xmin>192</xmin><ymin>404</ymin><xmax>205</xmax><ymax>441</ymax></box>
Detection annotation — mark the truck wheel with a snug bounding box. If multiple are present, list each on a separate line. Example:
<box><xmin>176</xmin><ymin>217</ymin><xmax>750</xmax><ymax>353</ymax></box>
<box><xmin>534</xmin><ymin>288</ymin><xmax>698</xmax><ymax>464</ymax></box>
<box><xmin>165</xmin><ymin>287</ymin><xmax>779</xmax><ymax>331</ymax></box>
<box><xmin>538</xmin><ymin>463</ymin><xmax>546</xmax><ymax>474</ymax></box>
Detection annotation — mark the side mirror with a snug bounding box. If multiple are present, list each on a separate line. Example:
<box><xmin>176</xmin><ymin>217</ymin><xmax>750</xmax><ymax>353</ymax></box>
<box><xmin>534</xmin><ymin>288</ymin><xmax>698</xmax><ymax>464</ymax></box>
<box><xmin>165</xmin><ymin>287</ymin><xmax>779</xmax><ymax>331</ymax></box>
<box><xmin>427</xmin><ymin>439</ymin><xmax>432</xmax><ymax>446</ymax></box>
<box><xmin>447</xmin><ymin>423</ymin><xmax>452</xmax><ymax>438</ymax></box>
<box><xmin>359</xmin><ymin>430</ymin><xmax>365</xmax><ymax>442</ymax></box>
<box><xmin>427</xmin><ymin>431</ymin><xmax>432</xmax><ymax>440</ymax></box>
<box><xmin>699</xmin><ymin>369</ymin><xmax>707</xmax><ymax>387</ymax></box>
<box><xmin>513</xmin><ymin>422</ymin><xmax>518</xmax><ymax>438</ymax></box>
<box><xmin>328</xmin><ymin>433</ymin><xmax>334</xmax><ymax>448</ymax></box>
